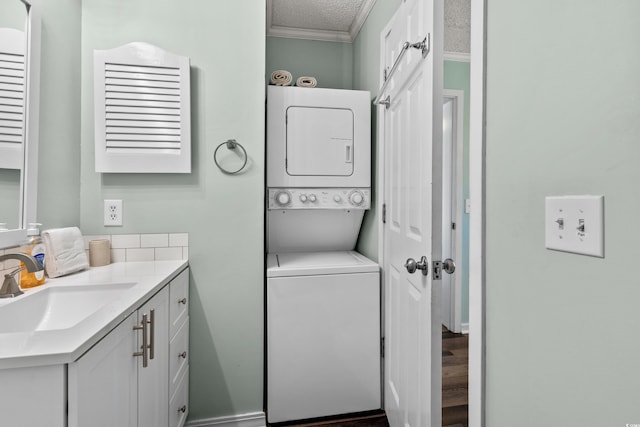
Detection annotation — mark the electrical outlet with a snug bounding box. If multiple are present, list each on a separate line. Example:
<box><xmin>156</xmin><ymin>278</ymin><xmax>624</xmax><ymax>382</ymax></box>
<box><xmin>104</xmin><ymin>199</ymin><xmax>123</xmax><ymax>226</ymax></box>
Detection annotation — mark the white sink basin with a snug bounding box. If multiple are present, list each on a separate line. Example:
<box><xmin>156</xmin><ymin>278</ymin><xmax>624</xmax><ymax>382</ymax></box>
<box><xmin>0</xmin><ymin>283</ymin><xmax>136</xmax><ymax>333</ymax></box>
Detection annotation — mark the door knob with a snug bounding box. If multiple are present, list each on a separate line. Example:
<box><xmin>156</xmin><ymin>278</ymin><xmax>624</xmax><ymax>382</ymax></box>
<box><xmin>443</xmin><ymin>258</ymin><xmax>456</xmax><ymax>274</ymax></box>
<box><xmin>404</xmin><ymin>256</ymin><xmax>429</xmax><ymax>276</ymax></box>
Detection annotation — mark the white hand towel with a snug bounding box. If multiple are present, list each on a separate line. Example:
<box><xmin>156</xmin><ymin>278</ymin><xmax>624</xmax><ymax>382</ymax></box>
<box><xmin>42</xmin><ymin>227</ymin><xmax>90</xmax><ymax>278</ymax></box>
<box><xmin>270</xmin><ymin>70</ymin><xmax>293</xmax><ymax>86</ymax></box>
<box><xmin>296</xmin><ymin>76</ymin><xmax>317</xmax><ymax>88</ymax></box>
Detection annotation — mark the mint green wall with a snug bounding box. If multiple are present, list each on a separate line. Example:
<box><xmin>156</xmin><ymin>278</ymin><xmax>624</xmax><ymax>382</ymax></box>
<box><xmin>36</xmin><ymin>0</ymin><xmax>82</xmax><ymax>229</ymax></box>
<box><xmin>352</xmin><ymin>0</ymin><xmax>401</xmax><ymax>261</ymax></box>
<box><xmin>485</xmin><ymin>0</ymin><xmax>640</xmax><ymax>424</ymax></box>
<box><xmin>443</xmin><ymin>60</ymin><xmax>470</xmax><ymax>324</ymax></box>
<box><xmin>266</xmin><ymin>37</ymin><xmax>353</xmax><ymax>89</ymax></box>
<box><xmin>0</xmin><ymin>0</ymin><xmax>25</xmax><ymax>29</ymax></box>
<box><xmin>79</xmin><ymin>0</ymin><xmax>265</xmax><ymax>420</ymax></box>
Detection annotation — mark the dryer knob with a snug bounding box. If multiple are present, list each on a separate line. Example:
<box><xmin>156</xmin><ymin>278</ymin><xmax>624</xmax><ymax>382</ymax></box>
<box><xmin>275</xmin><ymin>191</ymin><xmax>291</xmax><ymax>206</ymax></box>
<box><xmin>299</xmin><ymin>194</ymin><xmax>308</xmax><ymax>203</ymax></box>
<box><xmin>349</xmin><ymin>191</ymin><xmax>364</xmax><ymax>206</ymax></box>
<box><xmin>308</xmin><ymin>194</ymin><xmax>317</xmax><ymax>203</ymax></box>
<box><xmin>333</xmin><ymin>195</ymin><xmax>342</xmax><ymax>203</ymax></box>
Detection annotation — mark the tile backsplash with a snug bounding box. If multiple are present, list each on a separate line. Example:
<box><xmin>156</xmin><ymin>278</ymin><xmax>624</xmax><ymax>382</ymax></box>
<box><xmin>1</xmin><ymin>232</ymin><xmax>189</xmax><ymax>278</ymax></box>
<box><xmin>83</xmin><ymin>233</ymin><xmax>189</xmax><ymax>263</ymax></box>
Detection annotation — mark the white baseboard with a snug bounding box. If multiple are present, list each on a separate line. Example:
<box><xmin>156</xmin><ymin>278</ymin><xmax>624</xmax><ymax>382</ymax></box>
<box><xmin>461</xmin><ymin>322</ymin><xmax>469</xmax><ymax>334</ymax></box>
<box><xmin>185</xmin><ymin>412</ymin><xmax>266</xmax><ymax>427</ymax></box>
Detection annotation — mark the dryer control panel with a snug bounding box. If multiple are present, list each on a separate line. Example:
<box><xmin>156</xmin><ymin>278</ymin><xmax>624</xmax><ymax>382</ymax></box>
<box><xmin>267</xmin><ymin>188</ymin><xmax>370</xmax><ymax>210</ymax></box>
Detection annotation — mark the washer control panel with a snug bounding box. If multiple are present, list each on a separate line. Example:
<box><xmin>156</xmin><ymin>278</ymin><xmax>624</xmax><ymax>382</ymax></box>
<box><xmin>268</xmin><ymin>188</ymin><xmax>371</xmax><ymax>210</ymax></box>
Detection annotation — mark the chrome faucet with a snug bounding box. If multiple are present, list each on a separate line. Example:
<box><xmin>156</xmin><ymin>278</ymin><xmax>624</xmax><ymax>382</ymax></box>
<box><xmin>0</xmin><ymin>253</ymin><xmax>44</xmax><ymax>298</ymax></box>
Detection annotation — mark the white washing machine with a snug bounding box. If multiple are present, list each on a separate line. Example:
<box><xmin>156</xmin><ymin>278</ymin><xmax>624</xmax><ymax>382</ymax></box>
<box><xmin>266</xmin><ymin>251</ymin><xmax>380</xmax><ymax>423</ymax></box>
<box><xmin>266</xmin><ymin>86</ymin><xmax>380</xmax><ymax>423</ymax></box>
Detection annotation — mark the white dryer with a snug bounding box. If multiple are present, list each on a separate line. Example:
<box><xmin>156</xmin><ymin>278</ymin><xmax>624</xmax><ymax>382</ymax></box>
<box><xmin>266</xmin><ymin>251</ymin><xmax>381</xmax><ymax>423</ymax></box>
<box><xmin>266</xmin><ymin>85</ymin><xmax>371</xmax><ymax>189</ymax></box>
<box><xmin>266</xmin><ymin>85</ymin><xmax>372</xmax><ymax>254</ymax></box>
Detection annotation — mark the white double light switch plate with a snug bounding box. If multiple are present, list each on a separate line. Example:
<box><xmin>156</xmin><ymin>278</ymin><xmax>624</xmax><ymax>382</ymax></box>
<box><xmin>545</xmin><ymin>195</ymin><xmax>604</xmax><ymax>257</ymax></box>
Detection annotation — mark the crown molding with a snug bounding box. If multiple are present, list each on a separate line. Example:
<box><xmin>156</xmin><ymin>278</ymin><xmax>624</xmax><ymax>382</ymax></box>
<box><xmin>349</xmin><ymin>0</ymin><xmax>376</xmax><ymax>42</ymax></box>
<box><xmin>267</xmin><ymin>25</ymin><xmax>353</xmax><ymax>43</ymax></box>
<box><xmin>444</xmin><ymin>51</ymin><xmax>471</xmax><ymax>62</ymax></box>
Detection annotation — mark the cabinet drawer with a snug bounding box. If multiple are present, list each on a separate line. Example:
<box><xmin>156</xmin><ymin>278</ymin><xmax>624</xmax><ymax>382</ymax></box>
<box><xmin>169</xmin><ymin>367</ymin><xmax>189</xmax><ymax>427</ymax></box>
<box><xmin>169</xmin><ymin>268</ymin><xmax>189</xmax><ymax>339</ymax></box>
<box><xmin>169</xmin><ymin>318</ymin><xmax>189</xmax><ymax>400</ymax></box>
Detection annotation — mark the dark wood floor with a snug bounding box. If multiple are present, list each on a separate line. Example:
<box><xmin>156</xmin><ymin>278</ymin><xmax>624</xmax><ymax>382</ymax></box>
<box><xmin>273</xmin><ymin>411</ymin><xmax>389</xmax><ymax>427</ymax></box>
<box><xmin>442</xmin><ymin>328</ymin><xmax>469</xmax><ymax>427</ymax></box>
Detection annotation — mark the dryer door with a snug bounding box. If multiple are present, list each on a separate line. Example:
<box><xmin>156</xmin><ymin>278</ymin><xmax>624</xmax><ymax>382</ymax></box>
<box><xmin>286</xmin><ymin>107</ymin><xmax>354</xmax><ymax>176</ymax></box>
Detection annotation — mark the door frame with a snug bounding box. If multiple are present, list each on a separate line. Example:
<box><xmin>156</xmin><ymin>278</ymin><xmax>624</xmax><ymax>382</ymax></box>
<box><xmin>377</xmin><ymin>1</ymin><xmax>486</xmax><ymax>426</ymax></box>
<box><xmin>442</xmin><ymin>89</ymin><xmax>465</xmax><ymax>333</ymax></box>
<box><xmin>468</xmin><ymin>0</ymin><xmax>486</xmax><ymax>426</ymax></box>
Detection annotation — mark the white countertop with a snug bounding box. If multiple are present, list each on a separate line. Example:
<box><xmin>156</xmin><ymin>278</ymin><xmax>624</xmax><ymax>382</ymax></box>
<box><xmin>0</xmin><ymin>260</ymin><xmax>188</xmax><ymax>370</ymax></box>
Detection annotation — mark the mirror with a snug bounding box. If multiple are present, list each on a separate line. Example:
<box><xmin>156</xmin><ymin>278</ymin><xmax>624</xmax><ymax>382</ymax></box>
<box><xmin>0</xmin><ymin>0</ymin><xmax>40</xmax><ymax>248</ymax></box>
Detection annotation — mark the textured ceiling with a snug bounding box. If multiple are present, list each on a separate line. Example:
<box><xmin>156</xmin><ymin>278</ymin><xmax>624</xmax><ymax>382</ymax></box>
<box><xmin>267</xmin><ymin>0</ymin><xmax>471</xmax><ymax>52</ymax></box>
<box><xmin>271</xmin><ymin>0</ymin><xmax>365</xmax><ymax>32</ymax></box>
<box><xmin>444</xmin><ymin>0</ymin><xmax>471</xmax><ymax>54</ymax></box>
<box><xmin>266</xmin><ymin>0</ymin><xmax>376</xmax><ymax>43</ymax></box>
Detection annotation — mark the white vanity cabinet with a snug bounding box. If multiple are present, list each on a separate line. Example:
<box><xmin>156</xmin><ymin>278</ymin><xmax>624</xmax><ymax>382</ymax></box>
<box><xmin>68</xmin><ymin>267</ymin><xmax>189</xmax><ymax>427</ymax></box>
<box><xmin>168</xmin><ymin>266</ymin><xmax>190</xmax><ymax>427</ymax></box>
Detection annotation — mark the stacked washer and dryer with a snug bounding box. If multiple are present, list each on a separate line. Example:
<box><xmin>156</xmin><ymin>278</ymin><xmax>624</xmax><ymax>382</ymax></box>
<box><xmin>266</xmin><ymin>86</ymin><xmax>381</xmax><ymax>423</ymax></box>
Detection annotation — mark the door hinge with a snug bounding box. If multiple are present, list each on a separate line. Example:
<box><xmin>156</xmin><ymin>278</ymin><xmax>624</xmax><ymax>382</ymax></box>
<box><xmin>382</xmin><ymin>203</ymin><xmax>387</xmax><ymax>224</ymax></box>
<box><xmin>378</xmin><ymin>95</ymin><xmax>391</xmax><ymax>109</ymax></box>
<box><xmin>381</xmin><ymin>336</ymin><xmax>385</xmax><ymax>358</ymax></box>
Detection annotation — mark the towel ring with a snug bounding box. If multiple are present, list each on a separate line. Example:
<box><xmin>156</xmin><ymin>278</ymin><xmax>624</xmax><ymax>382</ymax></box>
<box><xmin>214</xmin><ymin>139</ymin><xmax>248</xmax><ymax>174</ymax></box>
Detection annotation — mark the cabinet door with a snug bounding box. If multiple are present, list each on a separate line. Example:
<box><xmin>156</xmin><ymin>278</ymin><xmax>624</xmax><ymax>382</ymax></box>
<box><xmin>138</xmin><ymin>286</ymin><xmax>169</xmax><ymax>427</ymax></box>
<box><xmin>68</xmin><ymin>312</ymin><xmax>138</xmax><ymax>427</ymax></box>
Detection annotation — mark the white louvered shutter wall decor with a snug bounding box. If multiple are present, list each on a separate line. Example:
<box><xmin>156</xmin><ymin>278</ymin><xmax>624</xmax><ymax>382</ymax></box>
<box><xmin>0</xmin><ymin>28</ymin><xmax>26</xmax><ymax>170</ymax></box>
<box><xmin>94</xmin><ymin>42</ymin><xmax>191</xmax><ymax>173</ymax></box>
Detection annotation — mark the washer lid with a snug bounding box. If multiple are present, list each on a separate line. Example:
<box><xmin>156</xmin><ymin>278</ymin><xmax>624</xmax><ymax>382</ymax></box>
<box><xmin>266</xmin><ymin>251</ymin><xmax>379</xmax><ymax>277</ymax></box>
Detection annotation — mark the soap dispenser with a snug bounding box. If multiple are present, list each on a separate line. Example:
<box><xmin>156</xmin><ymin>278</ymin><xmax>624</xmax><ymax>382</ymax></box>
<box><xmin>20</xmin><ymin>223</ymin><xmax>46</xmax><ymax>288</ymax></box>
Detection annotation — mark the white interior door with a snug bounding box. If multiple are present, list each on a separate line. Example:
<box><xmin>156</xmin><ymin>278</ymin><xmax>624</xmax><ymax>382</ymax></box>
<box><xmin>380</xmin><ymin>0</ymin><xmax>443</xmax><ymax>426</ymax></box>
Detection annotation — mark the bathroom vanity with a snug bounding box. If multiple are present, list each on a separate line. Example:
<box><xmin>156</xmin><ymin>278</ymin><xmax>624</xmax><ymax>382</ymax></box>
<box><xmin>0</xmin><ymin>260</ymin><xmax>189</xmax><ymax>427</ymax></box>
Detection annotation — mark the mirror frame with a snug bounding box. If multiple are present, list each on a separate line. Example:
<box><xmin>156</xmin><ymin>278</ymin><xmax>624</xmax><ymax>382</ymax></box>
<box><xmin>0</xmin><ymin>0</ymin><xmax>40</xmax><ymax>248</ymax></box>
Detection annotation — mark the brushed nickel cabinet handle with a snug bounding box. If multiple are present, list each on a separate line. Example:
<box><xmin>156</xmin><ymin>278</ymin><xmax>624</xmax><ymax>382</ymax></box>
<box><xmin>149</xmin><ymin>309</ymin><xmax>155</xmax><ymax>360</ymax></box>
<box><xmin>179</xmin><ymin>351</ymin><xmax>187</xmax><ymax>359</ymax></box>
<box><xmin>133</xmin><ymin>314</ymin><xmax>148</xmax><ymax>368</ymax></box>
<box><xmin>178</xmin><ymin>297</ymin><xmax>187</xmax><ymax>305</ymax></box>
